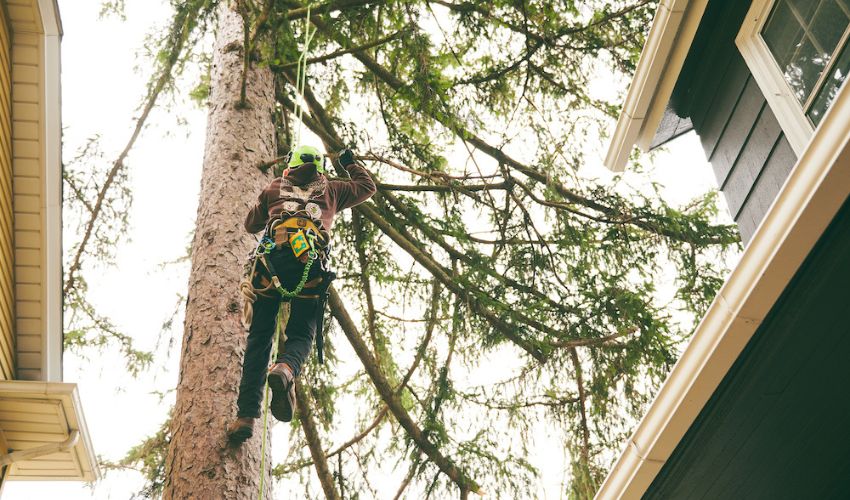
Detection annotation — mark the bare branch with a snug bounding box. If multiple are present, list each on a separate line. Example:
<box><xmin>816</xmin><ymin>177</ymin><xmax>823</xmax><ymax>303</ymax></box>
<box><xmin>296</xmin><ymin>378</ymin><xmax>342</xmax><ymax>500</ymax></box>
<box><xmin>64</xmin><ymin>4</ymin><xmax>203</xmax><ymax>297</ymax></box>
<box><xmin>328</xmin><ymin>287</ymin><xmax>482</xmax><ymax>494</ymax></box>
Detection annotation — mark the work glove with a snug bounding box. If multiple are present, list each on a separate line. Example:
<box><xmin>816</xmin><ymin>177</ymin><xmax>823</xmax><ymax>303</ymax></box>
<box><xmin>338</xmin><ymin>148</ymin><xmax>356</xmax><ymax>167</ymax></box>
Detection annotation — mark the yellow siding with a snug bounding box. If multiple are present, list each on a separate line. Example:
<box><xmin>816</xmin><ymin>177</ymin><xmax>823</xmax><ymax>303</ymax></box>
<box><xmin>6</xmin><ymin>0</ymin><xmax>39</xmax><ymax>35</ymax></box>
<box><xmin>0</xmin><ymin>1</ymin><xmax>16</xmax><ymax>381</ymax></box>
<box><xmin>10</xmin><ymin>4</ymin><xmax>43</xmax><ymax>381</ymax></box>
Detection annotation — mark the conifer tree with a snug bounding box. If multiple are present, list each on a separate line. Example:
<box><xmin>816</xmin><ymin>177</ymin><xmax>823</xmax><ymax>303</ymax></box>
<box><xmin>66</xmin><ymin>0</ymin><xmax>740</xmax><ymax>497</ymax></box>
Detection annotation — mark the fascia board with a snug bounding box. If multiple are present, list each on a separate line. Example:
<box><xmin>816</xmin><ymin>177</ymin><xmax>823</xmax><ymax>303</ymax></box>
<box><xmin>32</xmin><ymin>0</ymin><xmax>63</xmax><ymax>382</ymax></box>
<box><xmin>595</xmin><ymin>79</ymin><xmax>850</xmax><ymax>500</ymax></box>
<box><xmin>604</xmin><ymin>0</ymin><xmax>693</xmax><ymax>172</ymax></box>
<box><xmin>36</xmin><ymin>0</ymin><xmax>62</xmax><ymax>37</ymax></box>
<box><xmin>635</xmin><ymin>0</ymin><xmax>709</xmax><ymax>151</ymax></box>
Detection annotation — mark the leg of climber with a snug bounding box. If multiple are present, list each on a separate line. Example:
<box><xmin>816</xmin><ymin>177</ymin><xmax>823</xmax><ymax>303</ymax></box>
<box><xmin>267</xmin><ymin>296</ymin><xmax>320</xmax><ymax>422</ymax></box>
<box><xmin>228</xmin><ymin>295</ymin><xmax>281</xmax><ymax>444</ymax></box>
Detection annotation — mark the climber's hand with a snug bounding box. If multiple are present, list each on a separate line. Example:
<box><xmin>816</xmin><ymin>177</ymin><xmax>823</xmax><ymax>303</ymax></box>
<box><xmin>338</xmin><ymin>148</ymin><xmax>356</xmax><ymax>167</ymax></box>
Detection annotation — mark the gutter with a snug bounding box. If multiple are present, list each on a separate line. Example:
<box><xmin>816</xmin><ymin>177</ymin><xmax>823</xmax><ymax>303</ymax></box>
<box><xmin>595</xmin><ymin>81</ymin><xmax>850</xmax><ymax>499</ymax></box>
<box><xmin>36</xmin><ymin>0</ymin><xmax>63</xmax><ymax>382</ymax></box>
<box><xmin>604</xmin><ymin>0</ymin><xmax>707</xmax><ymax>172</ymax></box>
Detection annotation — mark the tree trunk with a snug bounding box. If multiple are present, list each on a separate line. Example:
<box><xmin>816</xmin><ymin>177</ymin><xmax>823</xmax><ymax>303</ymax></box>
<box><xmin>163</xmin><ymin>3</ymin><xmax>276</xmax><ymax>498</ymax></box>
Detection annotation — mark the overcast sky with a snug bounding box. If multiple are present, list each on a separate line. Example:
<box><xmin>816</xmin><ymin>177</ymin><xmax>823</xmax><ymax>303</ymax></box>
<box><xmin>4</xmin><ymin>1</ymin><xmax>728</xmax><ymax>498</ymax></box>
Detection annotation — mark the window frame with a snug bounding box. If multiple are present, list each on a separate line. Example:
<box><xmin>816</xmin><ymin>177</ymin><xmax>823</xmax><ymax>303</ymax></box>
<box><xmin>737</xmin><ymin>0</ymin><xmax>850</xmax><ymax>156</ymax></box>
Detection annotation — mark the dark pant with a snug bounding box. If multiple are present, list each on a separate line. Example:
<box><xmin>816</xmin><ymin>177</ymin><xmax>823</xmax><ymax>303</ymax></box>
<box><xmin>236</xmin><ymin>295</ymin><xmax>319</xmax><ymax>418</ymax></box>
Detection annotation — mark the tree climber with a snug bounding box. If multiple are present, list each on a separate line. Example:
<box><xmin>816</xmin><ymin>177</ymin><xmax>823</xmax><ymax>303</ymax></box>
<box><xmin>228</xmin><ymin>146</ymin><xmax>376</xmax><ymax>444</ymax></box>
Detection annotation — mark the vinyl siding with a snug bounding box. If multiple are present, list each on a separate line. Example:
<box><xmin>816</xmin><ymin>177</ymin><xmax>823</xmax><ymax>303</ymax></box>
<box><xmin>666</xmin><ymin>0</ymin><xmax>798</xmax><ymax>244</ymax></box>
<box><xmin>8</xmin><ymin>1</ymin><xmax>44</xmax><ymax>381</ymax></box>
<box><xmin>0</xmin><ymin>1</ymin><xmax>16</xmax><ymax>381</ymax></box>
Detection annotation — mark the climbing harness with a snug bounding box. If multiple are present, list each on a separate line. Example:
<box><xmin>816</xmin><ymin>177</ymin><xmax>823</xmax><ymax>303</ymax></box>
<box><xmin>254</xmin><ymin>228</ymin><xmax>319</xmax><ymax>299</ymax></box>
<box><xmin>240</xmin><ymin>215</ymin><xmax>335</xmax><ymax>359</ymax></box>
<box><xmin>242</xmin><ymin>218</ymin><xmax>325</xmax><ymax>306</ymax></box>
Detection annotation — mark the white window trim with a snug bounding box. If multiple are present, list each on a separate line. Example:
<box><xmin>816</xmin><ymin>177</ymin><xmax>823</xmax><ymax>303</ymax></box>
<box><xmin>736</xmin><ymin>0</ymin><xmax>815</xmax><ymax>157</ymax></box>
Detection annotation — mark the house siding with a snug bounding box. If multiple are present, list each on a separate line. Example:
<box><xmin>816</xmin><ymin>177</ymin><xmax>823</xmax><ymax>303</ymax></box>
<box><xmin>9</xmin><ymin>0</ymin><xmax>44</xmax><ymax>381</ymax></box>
<box><xmin>667</xmin><ymin>0</ymin><xmax>798</xmax><ymax>244</ymax></box>
<box><xmin>0</xmin><ymin>3</ymin><xmax>15</xmax><ymax>381</ymax></box>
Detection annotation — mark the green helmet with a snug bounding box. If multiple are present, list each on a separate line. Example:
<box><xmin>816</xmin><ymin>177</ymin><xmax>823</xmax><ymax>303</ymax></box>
<box><xmin>287</xmin><ymin>145</ymin><xmax>325</xmax><ymax>173</ymax></box>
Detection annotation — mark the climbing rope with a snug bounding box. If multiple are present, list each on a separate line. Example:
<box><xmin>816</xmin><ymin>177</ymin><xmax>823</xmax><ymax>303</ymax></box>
<box><xmin>258</xmin><ymin>302</ymin><xmax>291</xmax><ymax>500</ymax></box>
<box><xmin>257</xmin><ymin>11</ymin><xmax>316</xmax><ymax>495</ymax></box>
<box><xmin>293</xmin><ymin>3</ymin><xmax>316</xmax><ymax>146</ymax></box>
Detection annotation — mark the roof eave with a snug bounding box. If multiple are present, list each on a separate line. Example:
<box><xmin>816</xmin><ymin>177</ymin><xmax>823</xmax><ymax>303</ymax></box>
<box><xmin>604</xmin><ymin>0</ymin><xmax>707</xmax><ymax>172</ymax></box>
<box><xmin>0</xmin><ymin>381</ymin><xmax>100</xmax><ymax>482</ymax></box>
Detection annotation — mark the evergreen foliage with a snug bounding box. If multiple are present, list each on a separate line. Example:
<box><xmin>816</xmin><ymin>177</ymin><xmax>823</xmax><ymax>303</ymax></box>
<box><xmin>72</xmin><ymin>0</ymin><xmax>741</xmax><ymax>497</ymax></box>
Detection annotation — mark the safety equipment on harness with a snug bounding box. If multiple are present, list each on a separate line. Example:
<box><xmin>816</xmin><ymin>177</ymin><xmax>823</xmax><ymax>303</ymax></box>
<box><xmin>286</xmin><ymin>145</ymin><xmax>326</xmax><ymax>173</ymax></box>
<box><xmin>240</xmin><ymin>215</ymin><xmax>335</xmax><ymax>364</ymax></box>
<box><xmin>242</xmin><ymin>217</ymin><xmax>328</xmax><ymax>301</ymax></box>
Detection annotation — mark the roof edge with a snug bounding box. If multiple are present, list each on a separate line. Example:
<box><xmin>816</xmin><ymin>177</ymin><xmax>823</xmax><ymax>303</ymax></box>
<box><xmin>595</xmin><ymin>80</ymin><xmax>850</xmax><ymax>499</ymax></box>
<box><xmin>36</xmin><ymin>0</ymin><xmax>62</xmax><ymax>37</ymax></box>
<box><xmin>0</xmin><ymin>381</ymin><xmax>100</xmax><ymax>482</ymax></box>
<box><xmin>604</xmin><ymin>0</ymin><xmax>706</xmax><ymax>171</ymax></box>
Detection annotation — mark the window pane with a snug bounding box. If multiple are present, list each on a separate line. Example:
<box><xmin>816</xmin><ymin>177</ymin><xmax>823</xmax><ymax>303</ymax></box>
<box><xmin>807</xmin><ymin>42</ymin><xmax>850</xmax><ymax>125</ymax></box>
<box><xmin>809</xmin><ymin>0</ymin><xmax>850</xmax><ymax>58</ymax></box>
<box><xmin>784</xmin><ymin>34</ymin><xmax>826</xmax><ymax>103</ymax></box>
<box><xmin>764</xmin><ymin>1</ymin><xmax>804</xmax><ymax>69</ymax></box>
<box><xmin>789</xmin><ymin>0</ymin><xmax>819</xmax><ymax>19</ymax></box>
<box><xmin>763</xmin><ymin>0</ymin><xmax>850</xmax><ymax>106</ymax></box>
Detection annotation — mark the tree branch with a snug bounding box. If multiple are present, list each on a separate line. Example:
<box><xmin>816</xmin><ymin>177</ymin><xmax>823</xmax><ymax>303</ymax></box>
<box><xmin>313</xmin><ymin>17</ymin><xmax>739</xmax><ymax>246</ymax></box>
<box><xmin>271</xmin><ymin>28</ymin><xmax>404</xmax><ymax>70</ymax></box>
<box><xmin>328</xmin><ymin>287</ymin><xmax>481</xmax><ymax>494</ymax></box>
<box><xmin>64</xmin><ymin>3</ymin><xmax>204</xmax><ymax>297</ymax></box>
<box><xmin>296</xmin><ymin>378</ymin><xmax>342</xmax><ymax>500</ymax></box>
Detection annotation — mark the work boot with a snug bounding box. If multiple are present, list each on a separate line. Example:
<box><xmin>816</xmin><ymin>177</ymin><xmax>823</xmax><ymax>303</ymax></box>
<box><xmin>267</xmin><ymin>362</ymin><xmax>296</xmax><ymax>422</ymax></box>
<box><xmin>227</xmin><ymin>417</ymin><xmax>255</xmax><ymax>444</ymax></box>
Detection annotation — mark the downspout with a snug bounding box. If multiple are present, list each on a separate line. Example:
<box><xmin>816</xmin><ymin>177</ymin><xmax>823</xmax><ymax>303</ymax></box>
<box><xmin>0</xmin><ymin>430</ymin><xmax>79</xmax><ymax>466</ymax></box>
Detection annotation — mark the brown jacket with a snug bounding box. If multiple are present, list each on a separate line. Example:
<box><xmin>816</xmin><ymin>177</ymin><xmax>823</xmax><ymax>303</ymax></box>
<box><xmin>245</xmin><ymin>162</ymin><xmax>376</xmax><ymax>234</ymax></box>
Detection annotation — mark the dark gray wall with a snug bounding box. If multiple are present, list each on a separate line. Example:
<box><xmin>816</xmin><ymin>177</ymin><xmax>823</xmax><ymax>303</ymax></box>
<box><xmin>662</xmin><ymin>0</ymin><xmax>798</xmax><ymax>243</ymax></box>
<box><xmin>646</xmin><ymin>195</ymin><xmax>850</xmax><ymax>499</ymax></box>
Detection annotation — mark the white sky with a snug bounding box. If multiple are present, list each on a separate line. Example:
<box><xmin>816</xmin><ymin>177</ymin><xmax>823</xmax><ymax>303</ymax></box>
<box><xmin>4</xmin><ymin>1</ymin><xmax>730</xmax><ymax>498</ymax></box>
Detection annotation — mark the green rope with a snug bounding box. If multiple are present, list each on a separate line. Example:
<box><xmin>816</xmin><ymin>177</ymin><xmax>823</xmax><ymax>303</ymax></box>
<box><xmin>258</xmin><ymin>303</ymin><xmax>289</xmax><ymax>500</ymax></box>
<box><xmin>294</xmin><ymin>3</ymin><xmax>316</xmax><ymax>146</ymax></box>
<box><xmin>274</xmin><ymin>250</ymin><xmax>317</xmax><ymax>298</ymax></box>
<box><xmin>258</xmin><ymin>6</ymin><xmax>315</xmax><ymax>495</ymax></box>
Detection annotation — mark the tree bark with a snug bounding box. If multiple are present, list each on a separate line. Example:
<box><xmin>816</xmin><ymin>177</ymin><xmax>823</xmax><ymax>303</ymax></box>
<box><xmin>163</xmin><ymin>3</ymin><xmax>276</xmax><ymax>498</ymax></box>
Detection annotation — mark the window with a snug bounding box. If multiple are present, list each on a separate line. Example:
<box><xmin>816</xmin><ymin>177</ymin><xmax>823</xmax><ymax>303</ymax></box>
<box><xmin>738</xmin><ymin>0</ymin><xmax>850</xmax><ymax>155</ymax></box>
